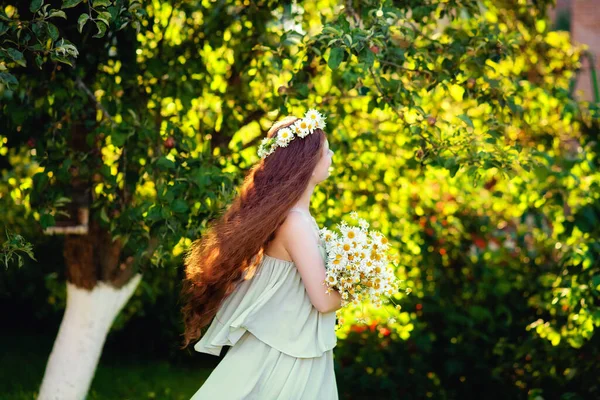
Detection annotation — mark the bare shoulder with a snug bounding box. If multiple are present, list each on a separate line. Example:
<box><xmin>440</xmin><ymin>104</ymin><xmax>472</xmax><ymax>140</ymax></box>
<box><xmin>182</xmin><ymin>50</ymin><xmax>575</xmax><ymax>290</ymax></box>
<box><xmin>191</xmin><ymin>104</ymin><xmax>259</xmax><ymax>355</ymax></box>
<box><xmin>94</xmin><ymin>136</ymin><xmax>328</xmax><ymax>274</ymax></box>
<box><xmin>279</xmin><ymin>211</ymin><xmax>313</xmax><ymax>241</ymax></box>
<box><xmin>280</xmin><ymin>211</ymin><xmax>322</xmax><ymax>266</ymax></box>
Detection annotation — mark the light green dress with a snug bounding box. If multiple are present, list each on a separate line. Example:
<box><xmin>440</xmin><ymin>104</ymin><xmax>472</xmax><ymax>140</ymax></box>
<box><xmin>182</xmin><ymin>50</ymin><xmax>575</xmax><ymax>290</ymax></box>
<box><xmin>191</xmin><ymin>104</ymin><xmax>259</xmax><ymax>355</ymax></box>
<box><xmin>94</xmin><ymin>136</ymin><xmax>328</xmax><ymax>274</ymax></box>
<box><xmin>191</xmin><ymin>213</ymin><xmax>338</xmax><ymax>400</ymax></box>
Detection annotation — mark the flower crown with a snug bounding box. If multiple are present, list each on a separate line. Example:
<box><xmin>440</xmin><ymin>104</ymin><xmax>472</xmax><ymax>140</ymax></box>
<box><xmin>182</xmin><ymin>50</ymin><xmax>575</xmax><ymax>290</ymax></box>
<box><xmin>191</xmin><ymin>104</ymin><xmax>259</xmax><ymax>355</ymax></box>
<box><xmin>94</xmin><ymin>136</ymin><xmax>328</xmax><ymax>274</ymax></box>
<box><xmin>257</xmin><ymin>109</ymin><xmax>327</xmax><ymax>159</ymax></box>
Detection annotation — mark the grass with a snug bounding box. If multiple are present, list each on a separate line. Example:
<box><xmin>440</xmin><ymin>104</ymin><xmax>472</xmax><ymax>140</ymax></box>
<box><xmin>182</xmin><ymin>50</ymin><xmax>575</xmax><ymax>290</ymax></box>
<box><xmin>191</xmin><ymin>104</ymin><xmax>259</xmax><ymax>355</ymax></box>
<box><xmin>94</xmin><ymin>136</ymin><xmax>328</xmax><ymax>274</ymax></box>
<box><xmin>0</xmin><ymin>332</ymin><xmax>215</xmax><ymax>400</ymax></box>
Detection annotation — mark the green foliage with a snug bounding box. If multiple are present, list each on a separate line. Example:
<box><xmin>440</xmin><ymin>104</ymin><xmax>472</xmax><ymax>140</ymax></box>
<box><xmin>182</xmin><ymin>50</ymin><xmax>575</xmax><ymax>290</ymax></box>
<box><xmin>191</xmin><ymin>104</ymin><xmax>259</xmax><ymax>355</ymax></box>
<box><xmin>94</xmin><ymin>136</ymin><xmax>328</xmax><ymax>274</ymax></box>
<box><xmin>333</xmin><ymin>166</ymin><xmax>599</xmax><ymax>398</ymax></box>
<box><xmin>1</xmin><ymin>229</ymin><xmax>36</xmax><ymax>268</ymax></box>
<box><xmin>0</xmin><ymin>0</ymin><xmax>599</xmax><ymax>398</ymax></box>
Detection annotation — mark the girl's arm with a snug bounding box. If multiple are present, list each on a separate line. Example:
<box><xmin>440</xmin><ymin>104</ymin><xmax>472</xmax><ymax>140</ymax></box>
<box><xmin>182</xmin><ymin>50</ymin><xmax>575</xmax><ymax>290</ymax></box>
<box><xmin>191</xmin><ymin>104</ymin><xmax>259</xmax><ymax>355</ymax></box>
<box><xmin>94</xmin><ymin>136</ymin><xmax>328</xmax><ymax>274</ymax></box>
<box><xmin>281</xmin><ymin>212</ymin><xmax>342</xmax><ymax>313</ymax></box>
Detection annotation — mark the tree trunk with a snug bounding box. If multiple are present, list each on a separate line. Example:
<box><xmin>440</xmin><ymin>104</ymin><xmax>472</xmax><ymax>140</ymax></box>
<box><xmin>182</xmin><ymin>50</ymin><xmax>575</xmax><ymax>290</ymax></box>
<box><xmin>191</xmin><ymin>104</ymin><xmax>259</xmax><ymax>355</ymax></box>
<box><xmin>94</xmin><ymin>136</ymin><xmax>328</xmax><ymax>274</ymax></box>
<box><xmin>38</xmin><ymin>217</ymin><xmax>145</xmax><ymax>399</ymax></box>
<box><xmin>37</xmin><ymin>274</ymin><xmax>142</xmax><ymax>400</ymax></box>
<box><xmin>572</xmin><ymin>0</ymin><xmax>600</xmax><ymax>102</ymax></box>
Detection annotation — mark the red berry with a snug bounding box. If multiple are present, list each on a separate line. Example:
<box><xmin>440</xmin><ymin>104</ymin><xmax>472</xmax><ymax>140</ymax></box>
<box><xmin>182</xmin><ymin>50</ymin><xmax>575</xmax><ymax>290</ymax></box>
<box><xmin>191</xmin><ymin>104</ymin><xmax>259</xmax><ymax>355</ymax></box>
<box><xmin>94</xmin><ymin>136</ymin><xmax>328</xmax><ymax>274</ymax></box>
<box><xmin>164</xmin><ymin>136</ymin><xmax>175</xmax><ymax>149</ymax></box>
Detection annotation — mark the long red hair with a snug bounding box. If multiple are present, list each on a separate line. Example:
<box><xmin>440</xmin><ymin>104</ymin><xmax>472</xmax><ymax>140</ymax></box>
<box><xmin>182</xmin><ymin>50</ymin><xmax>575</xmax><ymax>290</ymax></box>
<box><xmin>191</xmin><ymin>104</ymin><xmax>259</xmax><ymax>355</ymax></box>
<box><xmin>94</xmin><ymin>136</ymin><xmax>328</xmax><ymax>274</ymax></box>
<box><xmin>180</xmin><ymin>116</ymin><xmax>327</xmax><ymax>348</ymax></box>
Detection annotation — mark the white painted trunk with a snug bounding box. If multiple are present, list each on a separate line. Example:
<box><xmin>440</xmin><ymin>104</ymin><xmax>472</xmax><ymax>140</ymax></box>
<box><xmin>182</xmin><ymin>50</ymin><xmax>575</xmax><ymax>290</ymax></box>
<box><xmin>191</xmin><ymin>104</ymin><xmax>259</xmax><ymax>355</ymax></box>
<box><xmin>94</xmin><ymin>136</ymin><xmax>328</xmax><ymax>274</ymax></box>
<box><xmin>37</xmin><ymin>274</ymin><xmax>142</xmax><ymax>400</ymax></box>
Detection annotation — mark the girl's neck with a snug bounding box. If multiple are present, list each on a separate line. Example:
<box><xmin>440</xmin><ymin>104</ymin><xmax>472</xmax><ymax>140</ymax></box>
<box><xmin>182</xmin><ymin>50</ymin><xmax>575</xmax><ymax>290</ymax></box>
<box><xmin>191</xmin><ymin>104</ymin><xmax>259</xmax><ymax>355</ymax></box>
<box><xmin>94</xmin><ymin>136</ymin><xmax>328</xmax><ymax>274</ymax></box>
<box><xmin>294</xmin><ymin>183</ymin><xmax>315</xmax><ymax>211</ymax></box>
<box><xmin>290</xmin><ymin>206</ymin><xmax>310</xmax><ymax>214</ymax></box>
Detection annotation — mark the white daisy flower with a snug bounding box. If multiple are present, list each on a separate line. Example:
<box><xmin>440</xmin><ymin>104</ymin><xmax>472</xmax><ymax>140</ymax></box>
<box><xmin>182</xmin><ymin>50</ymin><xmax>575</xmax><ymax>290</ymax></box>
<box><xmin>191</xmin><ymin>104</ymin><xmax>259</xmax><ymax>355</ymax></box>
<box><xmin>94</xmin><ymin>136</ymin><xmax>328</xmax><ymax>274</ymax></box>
<box><xmin>315</xmin><ymin>116</ymin><xmax>326</xmax><ymax>130</ymax></box>
<box><xmin>341</xmin><ymin>226</ymin><xmax>361</xmax><ymax>242</ymax></box>
<box><xmin>320</xmin><ymin>227</ymin><xmax>336</xmax><ymax>243</ymax></box>
<box><xmin>295</xmin><ymin>119</ymin><xmax>310</xmax><ymax>138</ymax></box>
<box><xmin>359</xmin><ymin>218</ymin><xmax>370</xmax><ymax>230</ymax></box>
<box><xmin>306</xmin><ymin>109</ymin><xmax>327</xmax><ymax>130</ymax></box>
<box><xmin>291</xmin><ymin>122</ymin><xmax>303</xmax><ymax>137</ymax></box>
<box><xmin>325</xmin><ymin>273</ymin><xmax>337</xmax><ymax>287</ymax></box>
<box><xmin>276</xmin><ymin>127</ymin><xmax>294</xmax><ymax>147</ymax></box>
<box><xmin>305</xmin><ymin>109</ymin><xmax>322</xmax><ymax>123</ymax></box>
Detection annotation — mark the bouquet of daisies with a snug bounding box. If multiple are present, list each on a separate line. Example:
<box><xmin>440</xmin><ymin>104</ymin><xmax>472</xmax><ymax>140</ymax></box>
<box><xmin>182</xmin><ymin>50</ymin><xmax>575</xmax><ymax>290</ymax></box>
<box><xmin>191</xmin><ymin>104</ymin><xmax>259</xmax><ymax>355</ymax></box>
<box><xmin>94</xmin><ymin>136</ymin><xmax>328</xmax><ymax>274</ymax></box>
<box><xmin>319</xmin><ymin>211</ymin><xmax>401</xmax><ymax>308</ymax></box>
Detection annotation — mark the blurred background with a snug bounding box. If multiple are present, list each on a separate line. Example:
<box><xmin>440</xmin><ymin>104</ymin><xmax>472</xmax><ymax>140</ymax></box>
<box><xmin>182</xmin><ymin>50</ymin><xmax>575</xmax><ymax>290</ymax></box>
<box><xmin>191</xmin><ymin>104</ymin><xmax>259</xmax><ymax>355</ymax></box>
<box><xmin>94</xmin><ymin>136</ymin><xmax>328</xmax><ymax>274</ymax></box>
<box><xmin>1</xmin><ymin>0</ymin><xmax>599</xmax><ymax>399</ymax></box>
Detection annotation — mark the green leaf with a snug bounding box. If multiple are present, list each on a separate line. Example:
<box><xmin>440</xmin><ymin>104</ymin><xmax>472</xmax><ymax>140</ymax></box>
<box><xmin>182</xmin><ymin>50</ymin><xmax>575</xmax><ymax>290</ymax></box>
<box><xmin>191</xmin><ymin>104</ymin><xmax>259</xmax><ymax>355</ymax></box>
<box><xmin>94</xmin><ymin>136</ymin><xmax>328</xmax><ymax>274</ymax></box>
<box><xmin>77</xmin><ymin>13</ymin><xmax>89</xmax><ymax>33</ymax></box>
<box><xmin>328</xmin><ymin>47</ymin><xmax>344</xmax><ymax>70</ymax></box>
<box><xmin>100</xmin><ymin>208</ymin><xmax>109</xmax><ymax>223</ymax></box>
<box><xmin>111</xmin><ymin>131</ymin><xmax>127</xmax><ymax>147</ymax></box>
<box><xmin>35</xmin><ymin>54</ymin><xmax>43</xmax><ymax>69</ymax></box>
<box><xmin>49</xmin><ymin>10</ymin><xmax>67</xmax><ymax>19</ymax></box>
<box><xmin>444</xmin><ymin>158</ymin><xmax>460</xmax><ymax>177</ymax></box>
<box><xmin>30</xmin><ymin>0</ymin><xmax>44</xmax><ymax>13</ymax></box>
<box><xmin>0</xmin><ymin>72</ymin><xmax>18</xmax><ymax>89</ymax></box>
<box><xmin>457</xmin><ymin>114</ymin><xmax>474</xmax><ymax>128</ymax></box>
<box><xmin>97</xmin><ymin>11</ymin><xmax>111</xmax><ymax>27</ymax></box>
<box><xmin>7</xmin><ymin>48</ymin><xmax>26</xmax><ymax>67</ymax></box>
<box><xmin>47</xmin><ymin>22</ymin><xmax>59</xmax><ymax>41</ymax></box>
<box><xmin>31</xmin><ymin>21</ymin><xmax>44</xmax><ymax>37</ymax></box>
<box><xmin>360</xmin><ymin>47</ymin><xmax>375</xmax><ymax>69</ymax></box>
<box><xmin>92</xmin><ymin>0</ymin><xmax>111</xmax><ymax>6</ymax></box>
<box><xmin>50</xmin><ymin>53</ymin><xmax>73</xmax><ymax>67</ymax></box>
<box><xmin>128</xmin><ymin>2</ymin><xmax>142</xmax><ymax>12</ymax></box>
<box><xmin>535</xmin><ymin>19</ymin><xmax>546</xmax><ymax>34</ymax></box>
<box><xmin>93</xmin><ymin>20</ymin><xmax>108</xmax><ymax>38</ymax></box>
<box><xmin>40</xmin><ymin>213</ymin><xmax>55</xmax><ymax>229</ymax></box>
<box><xmin>62</xmin><ymin>0</ymin><xmax>83</xmax><ymax>8</ymax></box>
<box><xmin>295</xmin><ymin>83</ymin><xmax>309</xmax><ymax>99</ymax></box>
<box><xmin>171</xmin><ymin>199</ymin><xmax>189</xmax><ymax>214</ymax></box>
<box><xmin>156</xmin><ymin>157</ymin><xmax>175</xmax><ymax>170</ymax></box>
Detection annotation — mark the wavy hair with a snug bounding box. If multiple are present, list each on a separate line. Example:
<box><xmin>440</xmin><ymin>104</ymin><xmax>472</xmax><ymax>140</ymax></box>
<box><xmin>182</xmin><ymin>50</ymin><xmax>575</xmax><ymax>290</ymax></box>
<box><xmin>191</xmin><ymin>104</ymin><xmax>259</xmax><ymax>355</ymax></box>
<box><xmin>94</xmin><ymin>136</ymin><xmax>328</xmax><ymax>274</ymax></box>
<box><xmin>180</xmin><ymin>116</ymin><xmax>327</xmax><ymax>348</ymax></box>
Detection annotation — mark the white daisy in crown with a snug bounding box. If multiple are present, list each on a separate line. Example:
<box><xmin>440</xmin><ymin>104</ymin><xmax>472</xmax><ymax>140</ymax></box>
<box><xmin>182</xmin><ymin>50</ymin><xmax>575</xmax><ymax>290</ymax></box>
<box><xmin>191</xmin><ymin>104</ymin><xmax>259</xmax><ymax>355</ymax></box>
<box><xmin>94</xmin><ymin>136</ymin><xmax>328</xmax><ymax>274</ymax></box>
<box><xmin>295</xmin><ymin>118</ymin><xmax>310</xmax><ymax>138</ymax></box>
<box><xmin>257</xmin><ymin>108</ymin><xmax>328</xmax><ymax>159</ymax></box>
<box><xmin>277</xmin><ymin>127</ymin><xmax>294</xmax><ymax>147</ymax></box>
<box><xmin>306</xmin><ymin>108</ymin><xmax>326</xmax><ymax>129</ymax></box>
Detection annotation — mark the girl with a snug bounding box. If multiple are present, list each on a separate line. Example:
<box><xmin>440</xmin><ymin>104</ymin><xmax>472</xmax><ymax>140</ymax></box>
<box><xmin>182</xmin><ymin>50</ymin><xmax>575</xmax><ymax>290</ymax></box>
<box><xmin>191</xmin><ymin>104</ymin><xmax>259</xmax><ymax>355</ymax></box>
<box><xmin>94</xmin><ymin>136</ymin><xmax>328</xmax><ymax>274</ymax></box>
<box><xmin>182</xmin><ymin>110</ymin><xmax>341</xmax><ymax>399</ymax></box>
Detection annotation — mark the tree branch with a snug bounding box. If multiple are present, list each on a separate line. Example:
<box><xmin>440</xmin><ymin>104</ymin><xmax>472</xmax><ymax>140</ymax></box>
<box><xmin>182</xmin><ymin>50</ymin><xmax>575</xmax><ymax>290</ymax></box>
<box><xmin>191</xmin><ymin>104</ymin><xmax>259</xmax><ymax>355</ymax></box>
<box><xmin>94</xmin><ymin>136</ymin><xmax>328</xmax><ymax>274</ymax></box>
<box><xmin>379</xmin><ymin>60</ymin><xmax>434</xmax><ymax>76</ymax></box>
<box><xmin>344</xmin><ymin>0</ymin><xmax>363</xmax><ymax>29</ymax></box>
<box><xmin>75</xmin><ymin>77</ymin><xmax>115</xmax><ymax>126</ymax></box>
<box><xmin>368</xmin><ymin>67</ymin><xmax>430</xmax><ymax>144</ymax></box>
